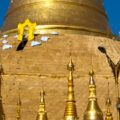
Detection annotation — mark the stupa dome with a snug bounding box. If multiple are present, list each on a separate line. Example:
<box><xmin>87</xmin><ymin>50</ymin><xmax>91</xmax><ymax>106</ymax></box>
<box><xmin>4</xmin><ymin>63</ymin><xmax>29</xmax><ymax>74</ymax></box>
<box><xmin>2</xmin><ymin>0</ymin><xmax>112</xmax><ymax>34</ymax></box>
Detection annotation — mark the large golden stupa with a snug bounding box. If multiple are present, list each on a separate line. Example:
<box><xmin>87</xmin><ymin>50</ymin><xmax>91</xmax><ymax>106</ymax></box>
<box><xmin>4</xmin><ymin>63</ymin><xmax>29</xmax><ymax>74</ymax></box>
<box><xmin>0</xmin><ymin>0</ymin><xmax>120</xmax><ymax>120</ymax></box>
<box><xmin>2</xmin><ymin>0</ymin><xmax>112</xmax><ymax>34</ymax></box>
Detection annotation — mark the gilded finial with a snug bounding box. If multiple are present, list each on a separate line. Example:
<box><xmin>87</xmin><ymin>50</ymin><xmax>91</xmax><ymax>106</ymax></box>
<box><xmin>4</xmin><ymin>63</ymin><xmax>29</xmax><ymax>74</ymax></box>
<box><xmin>67</xmin><ymin>58</ymin><xmax>74</xmax><ymax>71</ymax></box>
<box><xmin>40</xmin><ymin>89</ymin><xmax>45</xmax><ymax>103</ymax></box>
<box><xmin>84</xmin><ymin>69</ymin><xmax>103</xmax><ymax>120</ymax></box>
<box><xmin>88</xmin><ymin>69</ymin><xmax>96</xmax><ymax>100</ymax></box>
<box><xmin>36</xmin><ymin>89</ymin><xmax>48</xmax><ymax>120</ymax></box>
<box><xmin>89</xmin><ymin>69</ymin><xmax>95</xmax><ymax>86</ymax></box>
<box><xmin>105</xmin><ymin>83</ymin><xmax>113</xmax><ymax>120</ymax></box>
<box><xmin>89</xmin><ymin>69</ymin><xmax>94</xmax><ymax>77</ymax></box>
<box><xmin>64</xmin><ymin>59</ymin><xmax>78</xmax><ymax>120</ymax></box>
<box><xmin>16</xmin><ymin>97</ymin><xmax>21</xmax><ymax>120</ymax></box>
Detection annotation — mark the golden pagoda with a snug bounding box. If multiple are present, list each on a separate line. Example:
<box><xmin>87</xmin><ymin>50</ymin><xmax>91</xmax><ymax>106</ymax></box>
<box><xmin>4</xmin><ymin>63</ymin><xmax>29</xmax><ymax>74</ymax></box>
<box><xmin>36</xmin><ymin>89</ymin><xmax>48</xmax><ymax>120</ymax></box>
<box><xmin>64</xmin><ymin>59</ymin><xmax>78</xmax><ymax>120</ymax></box>
<box><xmin>84</xmin><ymin>70</ymin><xmax>103</xmax><ymax>120</ymax></box>
<box><xmin>0</xmin><ymin>0</ymin><xmax>119</xmax><ymax>120</ymax></box>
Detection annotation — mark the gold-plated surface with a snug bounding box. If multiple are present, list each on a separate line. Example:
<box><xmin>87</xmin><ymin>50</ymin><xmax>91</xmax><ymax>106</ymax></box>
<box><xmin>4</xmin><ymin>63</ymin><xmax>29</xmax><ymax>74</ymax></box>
<box><xmin>0</xmin><ymin>24</ymin><xmax>114</xmax><ymax>38</ymax></box>
<box><xmin>36</xmin><ymin>89</ymin><xmax>48</xmax><ymax>120</ymax></box>
<box><xmin>17</xmin><ymin>19</ymin><xmax>36</xmax><ymax>41</ymax></box>
<box><xmin>84</xmin><ymin>70</ymin><xmax>103</xmax><ymax>120</ymax></box>
<box><xmin>1</xmin><ymin>0</ymin><xmax>112</xmax><ymax>34</ymax></box>
<box><xmin>64</xmin><ymin>59</ymin><xmax>78</xmax><ymax>120</ymax></box>
<box><xmin>0</xmin><ymin>32</ymin><xmax>120</xmax><ymax>120</ymax></box>
<box><xmin>105</xmin><ymin>83</ymin><xmax>113</xmax><ymax>120</ymax></box>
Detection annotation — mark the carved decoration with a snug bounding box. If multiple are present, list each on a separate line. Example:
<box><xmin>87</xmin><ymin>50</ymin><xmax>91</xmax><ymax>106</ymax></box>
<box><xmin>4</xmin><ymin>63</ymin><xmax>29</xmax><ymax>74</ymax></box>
<box><xmin>17</xmin><ymin>19</ymin><xmax>37</xmax><ymax>41</ymax></box>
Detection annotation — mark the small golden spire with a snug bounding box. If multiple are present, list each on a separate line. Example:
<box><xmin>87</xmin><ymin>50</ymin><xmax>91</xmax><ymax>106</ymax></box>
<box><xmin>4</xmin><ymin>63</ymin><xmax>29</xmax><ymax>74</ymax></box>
<box><xmin>84</xmin><ymin>69</ymin><xmax>103</xmax><ymax>120</ymax></box>
<box><xmin>16</xmin><ymin>97</ymin><xmax>21</xmax><ymax>120</ymax></box>
<box><xmin>89</xmin><ymin>70</ymin><xmax>96</xmax><ymax>99</ymax></box>
<box><xmin>105</xmin><ymin>83</ymin><xmax>113</xmax><ymax>120</ymax></box>
<box><xmin>36</xmin><ymin>89</ymin><xmax>48</xmax><ymax>120</ymax></box>
<box><xmin>64</xmin><ymin>59</ymin><xmax>78</xmax><ymax>120</ymax></box>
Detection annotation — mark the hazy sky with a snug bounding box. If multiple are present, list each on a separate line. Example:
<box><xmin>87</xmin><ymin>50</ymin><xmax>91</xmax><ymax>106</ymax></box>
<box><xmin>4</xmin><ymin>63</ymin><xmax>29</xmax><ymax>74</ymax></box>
<box><xmin>0</xmin><ymin>0</ymin><xmax>120</xmax><ymax>35</ymax></box>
